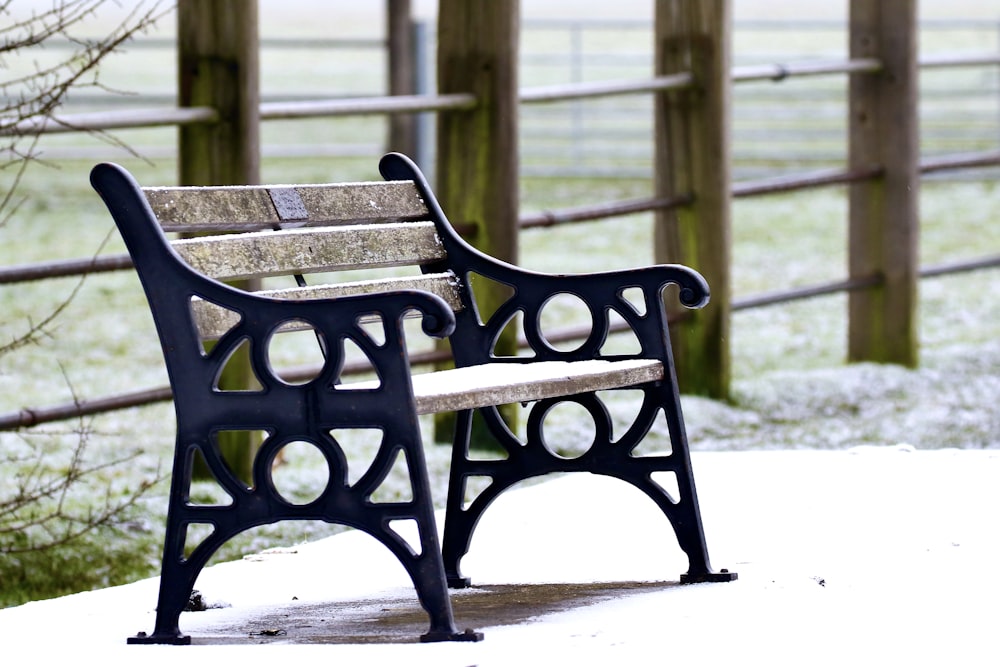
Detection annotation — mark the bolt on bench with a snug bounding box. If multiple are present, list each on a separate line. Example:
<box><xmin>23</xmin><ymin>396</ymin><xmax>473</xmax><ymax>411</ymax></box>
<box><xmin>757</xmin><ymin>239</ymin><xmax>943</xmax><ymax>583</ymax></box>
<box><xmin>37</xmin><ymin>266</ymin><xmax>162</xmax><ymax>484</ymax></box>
<box><xmin>90</xmin><ymin>152</ymin><xmax>735</xmax><ymax>646</ymax></box>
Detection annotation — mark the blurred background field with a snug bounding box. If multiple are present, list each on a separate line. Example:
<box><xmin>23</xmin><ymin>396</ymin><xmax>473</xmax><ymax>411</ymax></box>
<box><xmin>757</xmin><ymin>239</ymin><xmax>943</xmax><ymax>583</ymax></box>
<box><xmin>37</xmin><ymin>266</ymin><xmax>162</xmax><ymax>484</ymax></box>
<box><xmin>1</xmin><ymin>1</ymin><xmax>998</xmax><ymax>606</ymax></box>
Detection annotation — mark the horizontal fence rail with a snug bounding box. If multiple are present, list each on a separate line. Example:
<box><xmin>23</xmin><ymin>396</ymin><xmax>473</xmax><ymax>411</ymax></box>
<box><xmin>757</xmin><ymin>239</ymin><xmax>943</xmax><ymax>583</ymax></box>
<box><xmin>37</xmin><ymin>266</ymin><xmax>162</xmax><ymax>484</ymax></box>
<box><xmin>9</xmin><ymin>52</ymin><xmax>994</xmax><ymax>137</ymax></box>
<box><xmin>259</xmin><ymin>93</ymin><xmax>478</xmax><ymax>119</ymax></box>
<box><xmin>919</xmin><ymin>150</ymin><xmax>1000</xmax><ymax>174</ymax></box>
<box><xmin>731</xmin><ymin>165</ymin><xmax>886</xmax><ymax>197</ymax></box>
<box><xmin>919</xmin><ymin>53</ymin><xmax>1000</xmax><ymax>69</ymax></box>
<box><xmin>0</xmin><ymin>255</ymin><xmax>134</xmax><ymax>284</ymax></box>
<box><xmin>0</xmin><ymin>107</ymin><xmax>219</xmax><ymax>136</ymax></box>
<box><xmin>7</xmin><ymin>53</ymin><xmax>998</xmax><ymax>136</ymax></box>
<box><xmin>730</xmin><ymin>57</ymin><xmax>883</xmax><ymax>82</ymax></box>
<box><xmin>519</xmin><ymin>73</ymin><xmax>695</xmax><ymax>103</ymax></box>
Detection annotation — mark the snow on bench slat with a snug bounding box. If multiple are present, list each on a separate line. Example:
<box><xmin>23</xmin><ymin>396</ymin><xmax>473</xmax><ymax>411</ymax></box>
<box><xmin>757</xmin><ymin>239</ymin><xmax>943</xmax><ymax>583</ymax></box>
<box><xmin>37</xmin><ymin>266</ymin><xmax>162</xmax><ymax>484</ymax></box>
<box><xmin>406</xmin><ymin>359</ymin><xmax>665</xmax><ymax>414</ymax></box>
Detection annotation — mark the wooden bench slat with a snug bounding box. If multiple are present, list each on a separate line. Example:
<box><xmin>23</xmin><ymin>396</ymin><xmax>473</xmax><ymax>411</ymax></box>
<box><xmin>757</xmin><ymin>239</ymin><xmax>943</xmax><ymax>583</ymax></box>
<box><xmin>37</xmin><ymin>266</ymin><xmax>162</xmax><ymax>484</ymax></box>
<box><xmin>172</xmin><ymin>222</ymin><xmax>446</xmax><ymax>281</ymax></box>
<box><xmin>263</xmin><ymin>273</ymin><xmax>464</xmax><ymax>311</ymax></box>
<box><xmin>190</xmin><ymin>272</ymin><xmax>464</xmax><ymax>340</ymax></box>
<box><xmin>341</xmin><ymin>359</ymin><xmax>664</xmax><ymax>415</ymax></box>
<box><xmin>145</xmin><ymin>181</ymin><xmax>428</xmax><ymax>232</ymax></box>
<box><xmin>295</xmin><ymin>181</ymin><xmax>427</xmax><ymax>224</ymax></box>
<box><xmin>410</xmin><ymin>359</ymin><xmax>664</xmax><ymax>414</ymax></box>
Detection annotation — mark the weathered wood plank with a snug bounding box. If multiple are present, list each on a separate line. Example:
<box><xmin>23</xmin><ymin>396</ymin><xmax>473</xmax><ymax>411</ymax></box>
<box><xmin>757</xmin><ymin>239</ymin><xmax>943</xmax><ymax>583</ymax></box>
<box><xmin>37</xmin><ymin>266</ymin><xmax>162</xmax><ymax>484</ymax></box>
<box><xmin>190</xmin><ymin>272</ymin><xmax>464</xmax><ymax>340</ymax></box>
<box><xmin>262</xmin><ymin>273</ymin><xmax>463</xmax><ymax>310</ymax></box>
<box><xmin>341</xmin><ymin>359</ymin><xmax>665</xmax><ymax>415</ymax></box>
<box><xmin>146</xmin><ymin>187</ymin><xmax>278</xmax><ymax>231</ymax></box>
<box><xmin>387</xmin><ymin>0</ymin><xmax>417</xmax><ymax>157</ymax></box>
<box><xmin>654</xmin><ymin>0</ymin><xmax>732</xmax><ymax>399</ymax></box>
<box><xmin>145</xmin><ymin>181</ymin><xmax>428</xmax><ymax>232</ymax></box>
<box><xmin>296</xmin><ymin>181</ymin><xmax>427</xmax><ymax>224</ymax></box>
<box><xmin>171</xmin><ymin>222</ymin><xmax>446</xmax><ymax>280</ymax></box>
<box><xmin>414</xmin><ymin>359</ymin><xmax>663</xmax><ymax>414</ymax></box>
<box><xmin>847</xmin><ymin>0</ymin><xmax>919</xmax><ymax>366</ymax></box>
<box><xmin>178</xmin><ymin>0</ymin><xmax>259</xmax><ymax>188</ymax></box>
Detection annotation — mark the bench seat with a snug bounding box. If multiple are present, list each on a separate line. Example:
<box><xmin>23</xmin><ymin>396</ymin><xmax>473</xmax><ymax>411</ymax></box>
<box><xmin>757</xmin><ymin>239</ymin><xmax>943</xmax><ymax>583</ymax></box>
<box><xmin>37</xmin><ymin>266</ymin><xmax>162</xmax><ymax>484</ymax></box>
<box><xmin>345</xmin><ymin>358</ymin><xmax>665</xmax><ymax>415</ymax></box>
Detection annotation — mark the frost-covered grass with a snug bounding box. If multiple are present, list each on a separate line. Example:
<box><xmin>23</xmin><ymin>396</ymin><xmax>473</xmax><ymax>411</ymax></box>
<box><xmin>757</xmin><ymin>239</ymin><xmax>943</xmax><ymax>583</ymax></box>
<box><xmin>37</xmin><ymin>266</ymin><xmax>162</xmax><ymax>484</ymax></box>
<box><xmin>1</xmin><ymin>156</ymin><xmax>999</xmax><ymax>607</ymax></box>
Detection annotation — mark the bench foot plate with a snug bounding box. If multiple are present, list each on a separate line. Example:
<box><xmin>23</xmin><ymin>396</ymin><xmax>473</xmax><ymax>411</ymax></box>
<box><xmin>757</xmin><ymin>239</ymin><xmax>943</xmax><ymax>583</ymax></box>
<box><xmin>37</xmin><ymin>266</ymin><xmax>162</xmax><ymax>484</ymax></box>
<box><xmin>680</xmin><ymin>570</ymin><xmax>739</xmax><ymax>584</ymax></box>
<box><xmin>420</xmin><ymin>628</ymin><xmax>485</xmax><ymax>643</ymax></box>
<box><xmin>127</xmin><ymin>632</ymin><xmax>191</xmax><ymax>645</ymax></box>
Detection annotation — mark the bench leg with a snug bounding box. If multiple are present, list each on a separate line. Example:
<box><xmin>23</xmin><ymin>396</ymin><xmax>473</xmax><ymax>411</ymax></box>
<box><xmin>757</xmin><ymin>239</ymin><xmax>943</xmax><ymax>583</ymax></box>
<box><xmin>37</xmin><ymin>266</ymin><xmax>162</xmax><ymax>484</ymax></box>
<box><xmin>441</xmin><ymin>409</ymin><xmax>489</xmax><ymax>589</ymax></box>
<box><xmin>627</xmin><ymin>469</ymin><xmax>738</xmax><ymax>584</ymax></box>
<box><xmin>650</xmin><ymin>383</ymin><xmax>739</xmax><ymax>584</ymax></box>
<box><xmin>126</xmin><ymin>515</ymin><xmax>195</xmax><ymax>644</ymax></box>
<box><xmin>441</xmin><ymin>387</ymin><xmax>737</xmax><ymax>587</ymax></box>
<box><xmin>389</xmin><ymin>520</ymin><xmax>484</xmax><ymax>642</ymax></box>
<box><xmin>129</xmin><ymin>429</ymin><xmax>482</xmax><ymax>644</ymax></box>
<box><xmin>128</xmin><ymin>454</ymin><xmax>217</xmax><ymax>645</ymax></box>
<box><xmin>394</xmin><ymin>436</ymin><xmax>484</xmax><ymax>643</ymax></box>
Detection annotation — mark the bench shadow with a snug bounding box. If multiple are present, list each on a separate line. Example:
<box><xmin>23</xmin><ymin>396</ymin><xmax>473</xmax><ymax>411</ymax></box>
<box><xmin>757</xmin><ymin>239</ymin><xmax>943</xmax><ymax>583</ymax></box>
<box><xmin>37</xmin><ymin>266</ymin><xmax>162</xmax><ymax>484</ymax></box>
<box><xmin>191</xmin><ymin>580</ymin><xmax>679</xmax><ymax>645</ymax></box>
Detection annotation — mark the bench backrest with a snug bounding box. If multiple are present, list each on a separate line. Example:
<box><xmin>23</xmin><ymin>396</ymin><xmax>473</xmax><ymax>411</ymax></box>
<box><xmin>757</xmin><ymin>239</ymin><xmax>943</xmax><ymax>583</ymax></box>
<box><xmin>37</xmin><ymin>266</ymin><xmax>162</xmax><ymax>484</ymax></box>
<box><xmin>97</xmin><ymin>152</ymin><xmax>684</xmax><ymax>376</ymax></box>
<box><xmin>142</xmin><ymin>180</ymin><xmax>465</xmax><ymax>340</ymax></box>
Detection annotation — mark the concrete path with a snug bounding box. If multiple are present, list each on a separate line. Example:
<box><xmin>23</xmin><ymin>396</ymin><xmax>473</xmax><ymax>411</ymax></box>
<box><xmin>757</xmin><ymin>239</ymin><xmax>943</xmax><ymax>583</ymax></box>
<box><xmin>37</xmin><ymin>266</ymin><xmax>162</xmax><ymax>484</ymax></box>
<box><xmin>4</xmin><ymin>448</ymin><xmax>997</xmax><ymax>665</ymax></box>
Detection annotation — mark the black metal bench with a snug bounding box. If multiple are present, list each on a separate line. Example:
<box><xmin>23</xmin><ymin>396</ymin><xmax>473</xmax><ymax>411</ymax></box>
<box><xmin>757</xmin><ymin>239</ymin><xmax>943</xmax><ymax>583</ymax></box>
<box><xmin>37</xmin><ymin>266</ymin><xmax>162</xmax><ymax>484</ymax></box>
<box><xmin>90</xmin><ymin>152</ymin><xmax>735</xmax><ymax>645</ymax></box>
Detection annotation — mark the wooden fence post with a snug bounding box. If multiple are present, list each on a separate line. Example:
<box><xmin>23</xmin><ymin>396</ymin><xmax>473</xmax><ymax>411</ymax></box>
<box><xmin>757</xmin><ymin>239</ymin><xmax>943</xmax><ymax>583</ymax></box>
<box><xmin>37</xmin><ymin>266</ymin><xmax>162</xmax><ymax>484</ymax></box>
<box><xmin>435</xmin><ymin>0</ymin><xmax>520</xmax><ymax>444</ymax></box>
<box><xmin>848</xmin><ymin>0</ymin><xmax>919</xmax><ymax>367</ymax></box>
<box><xmin>653</xmin><ymin>0</ymin><xmax>733</xmax><ymax>399</ymax></box>
<box><xmin>178</xmin><ymin>0</ymin><xmax>260</xmax><ymax>187</ymax></box>
<box><xmin>386</xmin><ymin>0</ymin><xmax>417</xmax><ymax>157</ymax></box>
<box><xmin>177</xmin><ymin>0</ymin><xmax>261</xmax><ymax>482</ymax></box>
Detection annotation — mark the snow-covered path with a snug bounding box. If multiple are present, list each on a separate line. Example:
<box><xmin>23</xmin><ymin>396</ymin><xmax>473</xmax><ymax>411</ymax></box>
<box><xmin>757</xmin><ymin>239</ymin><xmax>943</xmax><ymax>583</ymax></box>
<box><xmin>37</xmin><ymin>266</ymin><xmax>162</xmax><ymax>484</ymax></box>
<box><xmin>4</xmin><ymin>448</ymin><xmax>997</xmax><ymax>665</ymax></box>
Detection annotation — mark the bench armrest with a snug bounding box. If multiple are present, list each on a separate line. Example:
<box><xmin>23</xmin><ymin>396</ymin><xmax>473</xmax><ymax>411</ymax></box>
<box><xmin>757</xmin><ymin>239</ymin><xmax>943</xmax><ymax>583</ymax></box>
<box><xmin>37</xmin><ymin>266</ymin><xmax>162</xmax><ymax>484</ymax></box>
<box><xmin>456</xmin><ymin>262</ymin><xmax>707</xmax><ymax>363</ymax></box>
<box><xmin>379</xmin><ymin>152</ymin><xmax>707</xmax><ymax>363</ymax></box>
<box><xmin>177</xmin><ymin>277</ymin><xmax>456</xmax><ymax>371</ymax></box>
<box><xmin>485</xmin><ymin>262</ymin><xmax>709</xmax><ymax>310</ymax></box>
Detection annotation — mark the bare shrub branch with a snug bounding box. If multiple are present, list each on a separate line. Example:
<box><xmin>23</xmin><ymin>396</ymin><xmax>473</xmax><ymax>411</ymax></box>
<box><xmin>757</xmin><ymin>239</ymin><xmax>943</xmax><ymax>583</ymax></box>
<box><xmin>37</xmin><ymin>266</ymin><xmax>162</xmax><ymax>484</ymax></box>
<box><xmin>0</xmin><ymin>0</ymin><xmax>172</xmax><ymax>565</ymax></box>
<box><xmin>1</xmin><ymin>1</ymin><xmax>172</xmax><ymax>187</ymax></box>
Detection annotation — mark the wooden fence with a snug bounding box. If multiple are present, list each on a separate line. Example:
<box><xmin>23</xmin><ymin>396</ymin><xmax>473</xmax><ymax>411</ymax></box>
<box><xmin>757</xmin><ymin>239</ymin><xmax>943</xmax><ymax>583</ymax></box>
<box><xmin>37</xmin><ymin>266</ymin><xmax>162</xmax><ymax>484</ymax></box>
<box><xmin>2</xmin><ymin>0</ymin><xmax>1000</xmax><ymax>430</ymax></box>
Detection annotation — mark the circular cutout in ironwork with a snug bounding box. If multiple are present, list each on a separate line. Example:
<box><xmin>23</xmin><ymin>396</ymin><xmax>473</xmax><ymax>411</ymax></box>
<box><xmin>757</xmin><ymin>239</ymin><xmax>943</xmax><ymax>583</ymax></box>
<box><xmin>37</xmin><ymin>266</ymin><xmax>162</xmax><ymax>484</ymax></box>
<box><xmin>539</xmin><ymin>400</ymin><xmax>597</xmax><ymax>459</ymax></box>
<box><xmin>266</xmin><ymin>319</ymin><xmax>327</xmax><ymax>385</ymax></box>
<box><xmin>270</xmin><ymin>440</ymin><xmax>330</xmax><ymax>505</ymax></box>
<box><xmin>537</xmin><ymin>292</ymin><xmax>593</xmax><ymax>353</ymax></box>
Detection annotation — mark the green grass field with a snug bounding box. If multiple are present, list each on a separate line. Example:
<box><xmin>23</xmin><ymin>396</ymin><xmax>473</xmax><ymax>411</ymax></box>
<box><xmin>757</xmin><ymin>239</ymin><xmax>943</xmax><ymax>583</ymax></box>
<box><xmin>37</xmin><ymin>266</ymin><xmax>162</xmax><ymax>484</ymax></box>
<box><xmin>1</xmin><ymin>1</ymin><xmax>999</xmax><ymax>607</ymax></box>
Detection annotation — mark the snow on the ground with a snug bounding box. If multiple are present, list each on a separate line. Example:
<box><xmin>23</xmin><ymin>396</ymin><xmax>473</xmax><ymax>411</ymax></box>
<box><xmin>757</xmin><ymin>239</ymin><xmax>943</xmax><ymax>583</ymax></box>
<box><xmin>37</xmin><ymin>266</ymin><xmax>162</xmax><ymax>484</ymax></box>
<box><xmin>2</xmin><ymin>447</ymin><xmax>998</xmax><ymax>666</ymax></box>
<box><xmin>684</xmin><ymin>340</ymin><xmax>1000</xmax><ymax>451</ymax></box>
